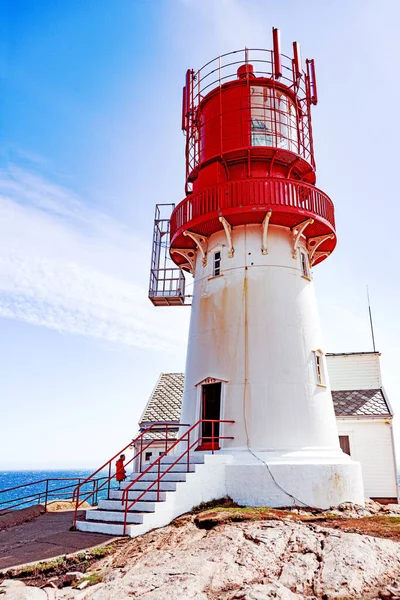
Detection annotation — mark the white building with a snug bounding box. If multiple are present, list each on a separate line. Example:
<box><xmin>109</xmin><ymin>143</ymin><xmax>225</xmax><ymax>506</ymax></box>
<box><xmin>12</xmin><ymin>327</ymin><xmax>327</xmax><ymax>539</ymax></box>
<box><xmin>327</xmin><ymin>352</ymin><xmax>398</xmax><ymax>503</ymax></box>
<box><xmin>137</xmin><ymin>352</ymin><xmax>398</xmax><ymax>504</ymax></box>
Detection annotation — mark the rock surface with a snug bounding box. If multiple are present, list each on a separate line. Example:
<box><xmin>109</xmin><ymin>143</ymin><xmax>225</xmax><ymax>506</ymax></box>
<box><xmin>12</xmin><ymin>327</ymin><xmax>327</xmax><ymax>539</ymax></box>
<box><xmin>2</xmin><ymin>508</ymin><xmax>400</xmax><ymax>599</ymax></box>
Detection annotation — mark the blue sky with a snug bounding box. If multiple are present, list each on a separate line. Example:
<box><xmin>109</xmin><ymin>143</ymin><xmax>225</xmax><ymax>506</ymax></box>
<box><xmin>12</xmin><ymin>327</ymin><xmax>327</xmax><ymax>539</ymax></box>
<box><xmin>1</xmin><ymin>0</ymin><xmax>399</xmax><ymax>468</ymax></box>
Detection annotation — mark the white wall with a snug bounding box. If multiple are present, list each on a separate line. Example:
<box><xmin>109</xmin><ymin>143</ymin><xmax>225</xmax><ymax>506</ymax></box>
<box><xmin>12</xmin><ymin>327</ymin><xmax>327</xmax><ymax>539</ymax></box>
<box><xmin>180</xmin><ymin>224</ymin><xmax>341</xmax><ymax>453</ymax></box>
<box><xmin>326</xmin><ymin>353</ymin><xmax>382</xmax><ymax>391</ymax></box>
<box><xmin>337</xmin><ymin>418</ymin><xmax>398</xmax><ymax>499</ymax></box>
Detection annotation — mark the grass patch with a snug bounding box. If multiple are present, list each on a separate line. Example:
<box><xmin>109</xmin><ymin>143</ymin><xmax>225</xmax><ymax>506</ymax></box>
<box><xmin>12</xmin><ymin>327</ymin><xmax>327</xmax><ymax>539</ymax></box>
<box><xmin>320</xmin><ymin>514</ymin><xmax>400</xmax><ymax>542</ymax></box>
<box><xmin>86</xmin><ymin>546</ymin><xmax>114</xmax><ymax>559</ymax></box>
<box><xmin>0</xmin><ymin>543</ymin><xmax>118</xmax><ymax>586</ymax></box>
<box><xmin>72</xmin><ymin>573</ymin><xmax>104</xmax><ymax>588</ymax></box>
<box><xmin>191</xmin><ymin>497</ymin><xmax>238</xmax><ymax>513</ymax></box>
<box><xmin>8</xmin><ymin>557</ymin><xmax>67</xmax><ymax>578</ymax></box>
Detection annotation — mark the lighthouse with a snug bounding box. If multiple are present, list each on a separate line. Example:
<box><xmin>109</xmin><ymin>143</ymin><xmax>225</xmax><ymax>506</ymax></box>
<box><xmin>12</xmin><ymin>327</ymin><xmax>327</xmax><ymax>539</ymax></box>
<box><xmin>150</xmin><ymin>30</ymin><xmax>364</xmax><ymax>508</ymax></box>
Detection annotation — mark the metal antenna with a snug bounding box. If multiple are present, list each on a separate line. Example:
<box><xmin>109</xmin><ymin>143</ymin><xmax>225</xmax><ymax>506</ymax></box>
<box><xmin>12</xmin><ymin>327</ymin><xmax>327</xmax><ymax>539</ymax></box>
<box><xmin>366</xmin><ymin>285</ymin><xmax>376</xmax><ymax>352</ymax></box>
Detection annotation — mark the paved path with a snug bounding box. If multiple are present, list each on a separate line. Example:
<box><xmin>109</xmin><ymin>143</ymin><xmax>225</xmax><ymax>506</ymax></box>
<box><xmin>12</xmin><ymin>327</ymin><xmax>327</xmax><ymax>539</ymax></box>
<box><xmin>0</xmin><ymin>510</ymin><xmax>118</xmax><ymax>571</ymax></box>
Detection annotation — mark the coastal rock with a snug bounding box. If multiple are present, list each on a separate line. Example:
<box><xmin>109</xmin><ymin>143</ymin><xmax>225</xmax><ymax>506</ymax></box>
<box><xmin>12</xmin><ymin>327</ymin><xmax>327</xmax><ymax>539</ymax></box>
<box><xmin>62</xmin><ymin>573</ymin><xmax>83</xmax><ymax>585</ymax></box>
<box><xmin>0</xmin><ymin>581</ymin><xmax>47</xmax><ymax>599</ymax></box>
<box><xmin>57</xmin><ymin>518</ymin><xmax>400</xmax><ymax>599</ymax></box>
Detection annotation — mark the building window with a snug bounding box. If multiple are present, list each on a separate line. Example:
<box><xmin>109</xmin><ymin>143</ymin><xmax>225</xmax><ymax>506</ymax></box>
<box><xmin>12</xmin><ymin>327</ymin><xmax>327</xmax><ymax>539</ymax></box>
<box><xmin>213</xmin><ymin>251</ymin><xmax>221</xmax><ymax>276</ymax></box>
<box><xmin>300</xmin><ymin>251</ymin><xmax>311</xmax><ymax>279</ymax></box>
<box><xmin>313</xmin><ymin>350</ymin><xmax>325</xmax><ymax>386</ymax></box>
<box><xmin>339</xmin><ymin>435</ymin><xmax>351</xmax><ymax>456</ymax></box>
<box><xmin>145</xmin><ymin>451</ymin><xmax>152</xmax><ymax>461</ymax></box>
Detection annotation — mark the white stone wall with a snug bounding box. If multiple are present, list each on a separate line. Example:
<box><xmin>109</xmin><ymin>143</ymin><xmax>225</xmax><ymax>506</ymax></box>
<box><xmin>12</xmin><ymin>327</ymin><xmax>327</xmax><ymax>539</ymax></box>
<box><xmin>326</xmin><ymin>353</ymin><xmax>382</xmax><ymax>391</ymax></box>
<box><xmin>337</xmin><ymin>418</ymin><xmax>398</xmax><ymax>499</ymax></box>
<box><xmin>180</xmin><ymin>224</ymin><xmax>341</xmax><ymax>453</ymax></box>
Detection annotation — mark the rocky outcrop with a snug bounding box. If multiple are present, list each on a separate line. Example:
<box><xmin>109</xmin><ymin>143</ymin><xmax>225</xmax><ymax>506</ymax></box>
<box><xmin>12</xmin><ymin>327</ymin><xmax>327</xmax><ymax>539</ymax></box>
<box><xmin>2</xmin><ymin>506</ymin><xmax>400</xmax><ymax>599</ymax></box>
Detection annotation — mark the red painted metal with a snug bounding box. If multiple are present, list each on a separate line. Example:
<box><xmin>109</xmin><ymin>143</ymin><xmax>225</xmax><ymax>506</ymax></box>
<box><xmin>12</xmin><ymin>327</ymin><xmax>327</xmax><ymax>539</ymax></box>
<box><xmin>293</xmin><ymin>41</ymin><xmax>302</xmax><ymax>82</ymax></box>
<box><xmin>171</xmin><ymin>28</ymin><xmax>335</xmax><ymax>268</ymax></box>
<box><xmin>72</xmin><ymin>424</ymin><xmax>185</xmax><ymax>529</ymax></box>
<box><xmin>272</xmin><ymin>27</ymin><xmax>282</xmax><ymax>78</ymax></box>
<box><xmin>181</xmin><ymin>86</ymin><xmax>187</xmax><ymax>131</ymax></box>
<box><xmin>307</xmin><ymin>59</ymin><xmax>318</xmax><ymax>105</ymax></box>
<box><xmin>170</xmin><ymin>178</ymin><xmax>336</xmax><ymax>266</ymax></box>
<box><xmin>0</xmin><ymin>477</ymin><xmax>106</xmax><ymax>513</ymax></box>
<box><xmin>121</xmin><ymin>419</ymin><xmax>234</xmax><ymax>535</ymax></box>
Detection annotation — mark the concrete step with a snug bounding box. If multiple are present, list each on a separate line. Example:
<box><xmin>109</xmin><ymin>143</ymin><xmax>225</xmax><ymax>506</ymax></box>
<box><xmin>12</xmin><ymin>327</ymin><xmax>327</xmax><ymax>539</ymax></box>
<box><xmin>76</xmin><ymin>519</ymin><xmax>128</xmax><ymax>536</ymax></box>
<box><xmin>140</xmin><ymin>463</ymin><xmax>196</xmax><ymax>474</ymax></box>
<box><xmin>98</xmin><ymin>499</ymin><xmax>157</xmax><ymax>512</ymax></box>
<box><xmin>86</xmin><ymin>509</ymin><xmax>144</xmax><ymax>524</ymax></box>
<box><xmin>160</xmin><ymin>453</ymin><xmax>206</xmax><ymax>465</ymax></box>
<box><xmin>109</xmin><ymin>489</ymin><xmax>168</xmax><ymax>502</ymax></box>
<box><xmin>128</xmin><ymin>472</ymin><xmax>188</xmax><ymax>483</ymax></box>
<box><xmin>120</xmin><ymin>480</ymin><xmax>177</xmax><ymax>492</ymax></box>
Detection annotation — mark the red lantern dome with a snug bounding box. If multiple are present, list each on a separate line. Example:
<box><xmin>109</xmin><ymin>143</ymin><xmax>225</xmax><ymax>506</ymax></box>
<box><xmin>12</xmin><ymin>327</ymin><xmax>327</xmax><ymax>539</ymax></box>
<box><xmin>170</xmin><ymin>28</ymin><xmax>336</xmax><ymax>270</ymax></box>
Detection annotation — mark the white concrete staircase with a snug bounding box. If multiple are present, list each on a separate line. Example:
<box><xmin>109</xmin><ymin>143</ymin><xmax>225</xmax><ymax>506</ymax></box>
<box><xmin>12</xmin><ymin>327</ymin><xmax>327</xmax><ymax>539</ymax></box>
<box><xmin>76</xmin><ymin>452</ymin><xmax>232</xmax><ymax>537</ymax></box>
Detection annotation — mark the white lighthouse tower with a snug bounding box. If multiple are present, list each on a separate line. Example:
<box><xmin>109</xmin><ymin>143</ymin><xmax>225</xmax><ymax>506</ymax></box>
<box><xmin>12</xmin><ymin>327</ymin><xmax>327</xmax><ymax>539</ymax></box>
<box><xmin>150</xmin><ymin>31</ymin><xmax>364</xmax><ymax>508</ymax></box>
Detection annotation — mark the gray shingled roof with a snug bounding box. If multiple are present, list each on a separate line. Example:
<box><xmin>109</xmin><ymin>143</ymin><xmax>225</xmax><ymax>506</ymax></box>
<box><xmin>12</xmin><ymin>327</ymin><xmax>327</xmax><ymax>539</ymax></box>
<box><xmin>139</xmin><ymin>427</ymin><xmax>180</xmax><ymax>441</ymax></box>
<box><xmin>140</xmin><ymin>373</ymin><xmax>184</xmax><ymax>424</ymax></box>
<box><xmin>332</xmin><ymin>389</ymin><xmax>391</xmax><ymax>417</ymax></box>
<box><xmin>139</xmin><ymin>374</ymin><xmax>392</xmax><ymax>424</ymax></box>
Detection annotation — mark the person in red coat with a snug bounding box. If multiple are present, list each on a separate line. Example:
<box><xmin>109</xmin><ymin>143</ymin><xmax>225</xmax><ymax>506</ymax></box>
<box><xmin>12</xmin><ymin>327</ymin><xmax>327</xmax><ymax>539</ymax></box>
<box><xmin>115</xmin><ymin>454</ymin><xmax>126</xmax><ymax>489</ymax></box>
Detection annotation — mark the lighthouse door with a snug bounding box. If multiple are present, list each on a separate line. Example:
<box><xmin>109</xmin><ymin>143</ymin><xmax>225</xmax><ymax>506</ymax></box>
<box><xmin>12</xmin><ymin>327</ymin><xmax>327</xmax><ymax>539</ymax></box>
<box><xmin>199</xmin><ymin>382</ymin><xmax>222</xmax><ymax>450</ymax></box>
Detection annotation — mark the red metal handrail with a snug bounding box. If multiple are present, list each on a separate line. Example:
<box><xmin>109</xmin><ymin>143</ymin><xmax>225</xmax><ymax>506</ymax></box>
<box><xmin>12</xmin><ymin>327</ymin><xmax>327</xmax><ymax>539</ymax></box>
<box><xmin>0</xmin><ymin>477</ymin><xmax>106</xmax><ymax>513</ymax></box>
<box><xmin>170</xmin><ymin>178</ymin><xmax>335</xmax><ymax>243</ymax></box>
<box><xmin>72</xmin><ymin>423</ymin><xmax>190</xmax><ymax>528</ymax></box>
<box><xmin>121</xmin><ymin>419</ymin><xmax>234</xmax><ymax>534</ymax></box>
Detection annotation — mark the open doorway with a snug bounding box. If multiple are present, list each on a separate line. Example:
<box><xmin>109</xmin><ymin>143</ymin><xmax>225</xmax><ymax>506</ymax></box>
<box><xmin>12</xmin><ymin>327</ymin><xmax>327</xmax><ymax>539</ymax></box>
<box><xmin>198</xmin><ymin>382</ymin><xmax>222</xmax><ymax>450</ymax></box>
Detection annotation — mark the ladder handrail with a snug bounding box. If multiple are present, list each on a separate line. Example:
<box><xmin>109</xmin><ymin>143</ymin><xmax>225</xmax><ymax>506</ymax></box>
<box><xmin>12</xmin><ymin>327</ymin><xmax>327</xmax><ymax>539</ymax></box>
<box><xmin>121</xmin><ymin>419</ymin><xmax>235</xmax><ymax>534</ymax></box>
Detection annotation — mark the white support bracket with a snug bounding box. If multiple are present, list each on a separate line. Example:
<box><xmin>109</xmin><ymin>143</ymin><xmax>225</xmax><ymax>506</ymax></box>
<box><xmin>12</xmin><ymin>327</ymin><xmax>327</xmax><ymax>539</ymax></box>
<box><xmin>311</xmin><ymin>250</ymin><xmax>330</xmax><ymax>266</ymax></box>
<box><xmin>291</xmin><ymin>217</ymin><xmax>314</xmax><ymax>259</ymax></box>
<box><xmin>170</xmin><ymin>249</ymin><xmax>196</xmax><ymax>274</ymax></box>
<box><xmin>183</xmin><ymin>230</ymin><xmax>209</xmax><ymax>267</ymax></box>
<box><xmin>261</xmin><ymin>210</ymin><xmax>272</xmax><ymax>255</ymax></box>
<box><xmin>219</xmin><ymin>216</ymin><xmax>234</xmax><ymax>258</ymax></box>
<box><xmin>307</xmin><ymin>234</ymin><xmax>335</xmax><ymax>263</ymax></box>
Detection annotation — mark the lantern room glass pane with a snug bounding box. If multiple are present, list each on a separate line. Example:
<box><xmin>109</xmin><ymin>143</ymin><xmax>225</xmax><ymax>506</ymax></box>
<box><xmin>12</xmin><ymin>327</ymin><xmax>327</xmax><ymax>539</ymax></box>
<box><xmin>251</xmin><ymin>86</ymin><xmax>298</xmax><ymax>152</ymax></box>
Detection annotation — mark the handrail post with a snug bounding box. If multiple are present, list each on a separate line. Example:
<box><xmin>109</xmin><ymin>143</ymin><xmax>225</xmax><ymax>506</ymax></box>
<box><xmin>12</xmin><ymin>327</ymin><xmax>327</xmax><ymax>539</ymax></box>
<box><xmin>165</xmin><ymin>423</ymin><xmax>168</xmax><ymax>454</ymax></box>
<box><xmin>73</xmin><ymin>487</ymin><xmax>80</xmax><ymax>529</ymax></box>
<box><xmin>187</xmin><ymin>430</ymin><xmax>190</xmax><ymax>471</ymax></box>
<box><xmin>212</xmin><ymin>421</ymin><xmax>215</xmax><ymax>455</ymax></box>
<box><xmin>108</xmin><ymin>463</ymin><xmax>111</xmax><ymax>499</ymax></box>
<box><xmin>140</xmin><ymin>436</ymin><xmax>143</xmax><ymax>473</ymax></box>
<box><xmin>157</xmin><ymin>459</ymin><xmax>161</xmax><ymax>502</ymax></box>
<box><xmin>44</xmin><ymin>480</ymin><xmax>49</xmax><ymax>511</ymax></box>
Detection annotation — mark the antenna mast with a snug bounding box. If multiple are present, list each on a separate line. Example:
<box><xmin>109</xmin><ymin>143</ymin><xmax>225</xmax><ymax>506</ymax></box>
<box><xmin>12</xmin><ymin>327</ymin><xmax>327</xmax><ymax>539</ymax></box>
<box><xmin>366</xmin><ymin>285</ymin><xmax>376</xmax><ymax>352</ymax></box>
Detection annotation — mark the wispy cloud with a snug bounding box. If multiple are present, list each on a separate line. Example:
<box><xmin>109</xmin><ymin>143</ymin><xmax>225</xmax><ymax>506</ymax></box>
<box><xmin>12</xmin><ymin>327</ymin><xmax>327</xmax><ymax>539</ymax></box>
<box><xmin>0</xmin><ymin>163</ymin><xmax>190</xmax><ymax>351</ymax></box>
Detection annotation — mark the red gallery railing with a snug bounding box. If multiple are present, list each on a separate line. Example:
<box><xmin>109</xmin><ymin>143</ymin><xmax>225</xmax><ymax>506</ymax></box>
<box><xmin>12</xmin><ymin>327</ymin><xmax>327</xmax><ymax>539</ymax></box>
<box><xmin>121</xmin><ymin>419</ymin><xmax>235</xmax><ymax>535</ymax></box>
<box><xmin>170</xmin><ymin>178</ymin><xmax>335</xmax><ymax>242</ymax></box>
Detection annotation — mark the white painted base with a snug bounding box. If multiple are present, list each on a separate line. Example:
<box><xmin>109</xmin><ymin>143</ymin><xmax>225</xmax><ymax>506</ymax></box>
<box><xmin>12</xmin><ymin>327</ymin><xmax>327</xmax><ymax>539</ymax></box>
<box><xmin>76</xmin><ymin>450</ymin><xmax>364</xmax><ymax>537</ymax></box>
<box><xmin>224</xmin><ymin>450</ymin><xmax>364</xmax><ymax>509</ymax></box>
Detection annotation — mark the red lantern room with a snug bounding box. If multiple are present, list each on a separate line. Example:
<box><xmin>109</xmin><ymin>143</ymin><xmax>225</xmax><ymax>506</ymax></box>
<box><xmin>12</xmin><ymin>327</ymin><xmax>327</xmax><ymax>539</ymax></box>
<box><xmin>169</xmin><ymin>28</ymin><xmax>336</xmax><ymax>275</ymax></box>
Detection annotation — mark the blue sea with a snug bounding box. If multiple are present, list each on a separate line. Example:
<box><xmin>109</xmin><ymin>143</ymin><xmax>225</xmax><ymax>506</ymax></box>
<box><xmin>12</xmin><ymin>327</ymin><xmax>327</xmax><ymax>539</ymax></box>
<box><xmin>0</xmin><ymin>470</ymin><xmax>117</xmax><ymax>511</ymax></box>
